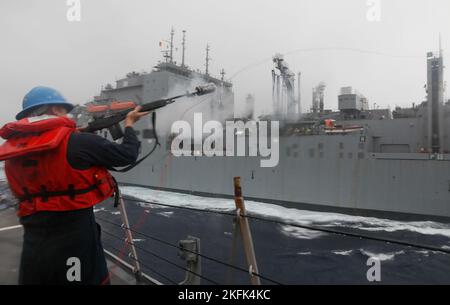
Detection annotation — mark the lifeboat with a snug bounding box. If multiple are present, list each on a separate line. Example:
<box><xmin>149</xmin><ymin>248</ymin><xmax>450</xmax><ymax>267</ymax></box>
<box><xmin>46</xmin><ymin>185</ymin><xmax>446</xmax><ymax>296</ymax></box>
<box><xmin>86</xmin><ymin>101</ymin><xmax>136</xmax><ymax>114</ymax></box>
<box><xmin>325</xmin><ymin>125</ymin><xmax>363</xmax><ymax>134</ymax></box>
<box><xmin>110</xmin><ymin>101</ymin><xmax>136</xmax><ymax>111</ymax></box>
<box><xmin>87</xmin><ymin>104</ymin><xmax>109</xmax><ymax>113</ymax></box>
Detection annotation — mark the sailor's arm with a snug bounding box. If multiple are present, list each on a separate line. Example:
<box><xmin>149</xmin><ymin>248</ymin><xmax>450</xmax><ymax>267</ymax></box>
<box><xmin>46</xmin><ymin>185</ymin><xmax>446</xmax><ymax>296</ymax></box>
<box><xmin>67</xmin><ymin>106</ymin><xmax>150</xmax><ymax>170</ymax></box>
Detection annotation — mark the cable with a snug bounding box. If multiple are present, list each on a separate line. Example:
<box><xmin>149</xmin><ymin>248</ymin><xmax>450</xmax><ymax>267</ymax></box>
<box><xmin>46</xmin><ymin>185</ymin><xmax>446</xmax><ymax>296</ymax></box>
<box><xmin>101</xmin><ymin>228</ymin><xmax>219</xmax><ymax>285</ymax></box>
<box><xmin>103</xmin><ymin>241</ymin><xmax>178</xmax><ymax>285</ymax></box>
<box><xmin>133</xmin><ymin>242</ymin><xmax>219</xmax><ymax>285</ymax></box>
<box><xmin>229</xmin><ymin>47</ymin><xmax>423</xmax><ymax>79</ymax></box>
<box><xmin>97</xmin><ymin>216</ymin><xmax>283</xmax><ymax>285</ymax></box>
<box><xmin>284</xmin><ymin>47</ymin><xmax>423</xmax><ymax>59</ymax></box>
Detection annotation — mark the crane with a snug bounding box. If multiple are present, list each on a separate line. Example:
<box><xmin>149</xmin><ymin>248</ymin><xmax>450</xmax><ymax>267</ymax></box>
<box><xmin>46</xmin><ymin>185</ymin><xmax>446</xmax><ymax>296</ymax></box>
<box><xmin>272</xmin><ymin>54</ymin><xmax>299</xmax><ymax>118</ymax></box>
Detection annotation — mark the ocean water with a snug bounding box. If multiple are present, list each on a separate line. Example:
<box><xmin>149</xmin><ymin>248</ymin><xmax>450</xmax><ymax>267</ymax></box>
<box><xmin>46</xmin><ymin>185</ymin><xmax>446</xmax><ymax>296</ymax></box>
<box><xmin>97</xmin><ymin>186</ymin><xmax>450</xmax><ymax>285</ymax></box>
<box><xmin>2</xmin><ymin>169</ymin><xmax>450</xmax><ymax>284</ymax></box>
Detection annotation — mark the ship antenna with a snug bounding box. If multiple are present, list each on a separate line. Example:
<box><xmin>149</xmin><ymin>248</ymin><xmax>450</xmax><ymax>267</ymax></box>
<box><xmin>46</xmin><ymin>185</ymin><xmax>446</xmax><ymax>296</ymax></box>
<box><xmin>439</xmin><ymin>32</ymin><xmax>443</xmax><ymax>58</ymax></box>
<box><xmin>205</xmin><ymin>43</ymin><xmax>211</xmax><ymax>76</ymax></box>
<box><xmin>181</xmin><ymin>30</ymin><xmax>186</xmax><ymax>68</ymax></box>
<box><xmin>170</xmin><ymin>27</ymin><xmax>175</xmax><ymax>64</ymax></box>
<box><xmin>297</xmin><ymin>72</ymin><xmax>302</xmax><ymax>114</ymax></box>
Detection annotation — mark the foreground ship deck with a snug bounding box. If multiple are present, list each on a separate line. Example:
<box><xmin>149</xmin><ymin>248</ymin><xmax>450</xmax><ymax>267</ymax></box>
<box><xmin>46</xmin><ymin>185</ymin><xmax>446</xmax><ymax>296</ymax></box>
<box><xmin>0</xmin><ymin>208</ymin><xmax>157</xmax><ymax>285</ymax></box>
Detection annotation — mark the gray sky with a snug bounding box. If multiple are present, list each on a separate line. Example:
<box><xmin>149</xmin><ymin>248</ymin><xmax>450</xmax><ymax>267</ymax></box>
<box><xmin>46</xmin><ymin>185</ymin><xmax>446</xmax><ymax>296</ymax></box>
<box><xmin>1</xmin><ymin>0</ymin><xmax>449</xmax><ymax>126</ymax></box>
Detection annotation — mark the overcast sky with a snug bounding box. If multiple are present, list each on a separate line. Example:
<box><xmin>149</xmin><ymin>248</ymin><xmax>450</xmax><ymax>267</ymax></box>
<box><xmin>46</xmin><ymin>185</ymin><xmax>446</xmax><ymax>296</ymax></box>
<box><xmin>1</xmin><ymin>0</ymin><xmax>449</xmax><ymax>126</ymax></box>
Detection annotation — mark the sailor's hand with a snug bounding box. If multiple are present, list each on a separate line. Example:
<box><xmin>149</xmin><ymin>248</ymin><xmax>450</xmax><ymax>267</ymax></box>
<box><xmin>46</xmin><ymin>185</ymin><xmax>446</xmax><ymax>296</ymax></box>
<box><xmin>125</xmin><ymin>106</ymin><xmax>151</xmax><ymax>128</ymax></box>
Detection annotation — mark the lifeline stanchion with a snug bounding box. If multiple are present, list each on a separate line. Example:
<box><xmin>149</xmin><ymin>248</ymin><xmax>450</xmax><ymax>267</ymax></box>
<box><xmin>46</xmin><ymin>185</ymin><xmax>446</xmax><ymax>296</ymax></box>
<box><xmin>233</xmin><ymin>177</ymin><xmax>261</xmax><ymax>285</ymax></box>
<box><xmin>117</xmin><ymin>190</ymin><xmax>142</xmax><ymax>282</ymax></box>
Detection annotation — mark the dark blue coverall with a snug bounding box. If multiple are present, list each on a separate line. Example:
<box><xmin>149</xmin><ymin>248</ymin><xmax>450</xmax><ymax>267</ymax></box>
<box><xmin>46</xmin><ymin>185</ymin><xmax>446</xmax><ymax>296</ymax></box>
<box><xmin>19</xmin><ymin>127</ymin><xmax>140</xmax><ymax>285</ymax></box>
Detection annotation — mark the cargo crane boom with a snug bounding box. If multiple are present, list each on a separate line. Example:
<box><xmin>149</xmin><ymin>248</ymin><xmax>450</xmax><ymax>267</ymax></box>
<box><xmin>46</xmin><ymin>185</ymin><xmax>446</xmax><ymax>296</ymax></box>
<box><xmin>272</xmin><ymin>54</ymin><xmax>299</xmax><ymax>119</ymax></box>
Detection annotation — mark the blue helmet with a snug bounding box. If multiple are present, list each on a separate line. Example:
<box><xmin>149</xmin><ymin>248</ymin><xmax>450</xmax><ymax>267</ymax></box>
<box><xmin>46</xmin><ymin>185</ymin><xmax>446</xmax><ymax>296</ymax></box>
<box><xmin>16</xmin><ymin>86</ymin><xmax>75</xmax><ymax>120</ymax></box>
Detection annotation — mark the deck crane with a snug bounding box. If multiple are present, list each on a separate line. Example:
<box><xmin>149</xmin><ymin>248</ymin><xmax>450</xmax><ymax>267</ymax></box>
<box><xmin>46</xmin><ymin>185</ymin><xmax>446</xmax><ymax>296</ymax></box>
<box><xmin>272</xmin><ymin>54</ymin><xmax>299</xmax><ymax>119</ymax></box>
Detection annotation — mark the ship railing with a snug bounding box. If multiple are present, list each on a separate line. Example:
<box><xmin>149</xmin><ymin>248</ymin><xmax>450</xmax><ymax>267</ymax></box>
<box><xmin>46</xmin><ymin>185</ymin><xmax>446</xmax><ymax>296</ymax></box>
<box><xmin>96</xmin><ymin>176</ymin><xmax>280</xmax><ymax>285</ymax></box>
<box><xmin>96</xmin><ymin>177</ymin><xmax>450</xmax><ymax>285</ymax></box>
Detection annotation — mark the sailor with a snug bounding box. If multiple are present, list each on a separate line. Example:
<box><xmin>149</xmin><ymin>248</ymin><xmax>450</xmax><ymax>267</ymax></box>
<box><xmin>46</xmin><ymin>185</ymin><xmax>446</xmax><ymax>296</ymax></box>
<box><xmin>0</xmin><ymin>86</ymin><xmax>149</xmax><ymax>285</ymax></box>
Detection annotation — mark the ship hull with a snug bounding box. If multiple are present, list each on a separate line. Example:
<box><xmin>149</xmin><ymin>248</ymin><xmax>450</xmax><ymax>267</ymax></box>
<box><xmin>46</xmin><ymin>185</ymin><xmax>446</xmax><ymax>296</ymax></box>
<box><xmin>115</xmin><ymin>133</ymin><xmax>450</xmax><ymax>222</ymax></box>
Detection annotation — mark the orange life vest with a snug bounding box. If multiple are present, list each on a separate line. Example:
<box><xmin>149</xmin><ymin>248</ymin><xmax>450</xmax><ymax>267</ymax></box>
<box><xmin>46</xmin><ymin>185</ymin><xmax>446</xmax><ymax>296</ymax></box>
<box><xmin>0</xmin><ymin>115</ymin><xmax>116</xmax><ymax>217</ymax></box>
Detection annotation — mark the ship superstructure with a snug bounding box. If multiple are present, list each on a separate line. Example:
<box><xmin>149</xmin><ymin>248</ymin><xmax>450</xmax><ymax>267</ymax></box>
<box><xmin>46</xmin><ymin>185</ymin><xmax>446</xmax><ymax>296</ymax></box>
<box><xmin>81</xmin><ymin>32</ymin><xmax>450</xmax><ymax>220</ymax></box>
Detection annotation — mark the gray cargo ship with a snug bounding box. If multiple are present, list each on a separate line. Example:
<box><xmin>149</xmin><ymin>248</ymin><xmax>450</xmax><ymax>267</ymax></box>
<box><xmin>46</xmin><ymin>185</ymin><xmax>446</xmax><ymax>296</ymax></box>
<box><xmin>80</xmin><ymin>31</ymin><xmax>450</xmax><ymax>221</ymax></box>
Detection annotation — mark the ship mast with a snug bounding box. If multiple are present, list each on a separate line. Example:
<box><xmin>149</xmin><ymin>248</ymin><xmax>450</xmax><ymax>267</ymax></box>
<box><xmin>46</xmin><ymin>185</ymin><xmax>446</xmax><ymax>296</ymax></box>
<box><xmin>219</xmin><ymin>69</ymin><xmax>226</xmax><ymax>107</ymax></box>
<box><xmin>427</xmin><ymin>36</ymin><xmax>445</xmax><ymax>154</ymax></box>
<box><xmin>297</xmin><ymin>72</ymin><xmax>302</xmax><ymax>115</ymax></box>
<box><xmin>205</xmin><ymin>44</ymin><xmax>211</xmax><ymax>76</ymax></box>
<box><xmin>181</xmin><ymin>30</ymin><xmax>186</xmax><ymax>68</ymax></box>
<box><xmin>169</xmin><ymin>27</ymin><xmax>175</xmax><ymax>64</ymax></box>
